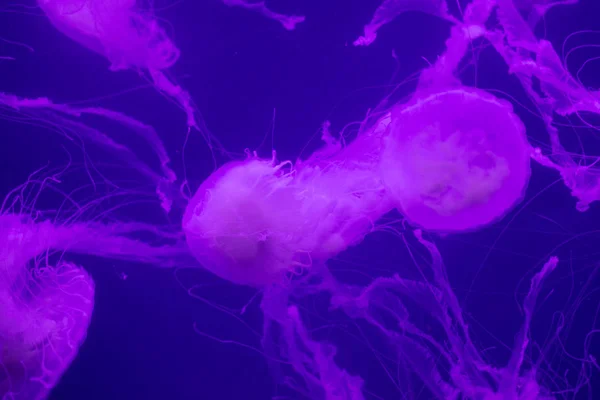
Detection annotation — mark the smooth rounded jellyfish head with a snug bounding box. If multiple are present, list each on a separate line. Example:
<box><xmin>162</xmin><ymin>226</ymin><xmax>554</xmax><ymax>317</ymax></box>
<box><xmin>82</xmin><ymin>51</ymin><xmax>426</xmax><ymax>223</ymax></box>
<box><xmin>182</xmin><ymin>159</ymin><xmax>311</xmax><ymax>287</ymax></box>
<box><xmin>380</xmin><ymin>88</ymin><xmax>531</xmax><ymax>233</ymax></box>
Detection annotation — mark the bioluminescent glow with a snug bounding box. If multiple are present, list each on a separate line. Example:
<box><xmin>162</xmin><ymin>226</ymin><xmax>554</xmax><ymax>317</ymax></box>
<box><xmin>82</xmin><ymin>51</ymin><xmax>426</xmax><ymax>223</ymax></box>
<box><xmin>380</xmin><ymin>88</ymin><xmax>531</xmax><ymax>232</ymax></box>
<box><xmin>1</xmin><ymin>214</ymin><xmax>94</xmax><ymax>400</ymax></box>
<box><xmin>1</xmin><ymin>0</ymin><xmax>598</xmax><ymax>398</ymax></box>
<box><xmin>360</xmin><ymin>0</ymin><xmax>600</xmax><ymax>213</ymax></box>
<box><xmin>182</xmin><ymin>145</ymin><xmax>391</xmax><ymax>287</ymax></box>
<box><xmin>37</xmin><ymin>0</ymin><xmax>197</xmax><ymax>128</ymax></box>
<box><xmin>179</xmin><ymin>0</ymin><xmax>599</xmax><ymax>397</ymax></box>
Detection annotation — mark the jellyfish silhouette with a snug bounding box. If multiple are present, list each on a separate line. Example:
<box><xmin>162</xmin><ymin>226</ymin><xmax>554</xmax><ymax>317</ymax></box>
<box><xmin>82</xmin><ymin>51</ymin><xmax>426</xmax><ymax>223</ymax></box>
<box><xmin>0</xmin><ymin>167</ymin><xmax>186</xmax><ymax>399</ymax></box>
<box><xmin>1</xmin><ymin>215</ymin><xmax>94</xmax><ymax>400</ymax></box>
<box><xmin>37</xmin><ymin>0</ymin><xmax>197</xmax><ymax>129</ymax></box>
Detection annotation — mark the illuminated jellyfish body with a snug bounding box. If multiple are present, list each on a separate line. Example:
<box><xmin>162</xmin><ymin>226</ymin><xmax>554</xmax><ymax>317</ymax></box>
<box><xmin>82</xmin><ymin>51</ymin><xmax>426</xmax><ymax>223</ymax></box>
<box><xmin>359</xmin><ymin>0</ymin><xmax>600</xmax><ymax>212</ymax></box>
<box><xmin>1</xmin><ymin>215</ymin><xmax>94</xmax><ymax>400</ymax></box>
<box><xmin>179</xmin><ymin>109</ymin><xmax>553</xmax><ymax>398</ymax></box>
<box><xmin>358</xmin><ymin>0</ymin><xmax>530</xmax><ymax>233</ymax></box>
<box><xmin>181</xmin><ymin>0</ymin><xmax>593</xmax><ymax>398</ymax></box>
<box><xmin>36</xmin><ymin>0</ymin><xmax>197</xmax><ymax>128</ymax></box>
<box><xmin>1</xmin><ymin>0</ymin><xmax>594</xmax><ymax>398</ymax></box>
<box><xmin>380</xmin><ymin>88</ymin><xmax>531</xmax><ymax>232</ymax></box>
<box><xmin>182</xmin><ymin>127</ymin><xmax>393</xmax><ymax>287</ymax></box>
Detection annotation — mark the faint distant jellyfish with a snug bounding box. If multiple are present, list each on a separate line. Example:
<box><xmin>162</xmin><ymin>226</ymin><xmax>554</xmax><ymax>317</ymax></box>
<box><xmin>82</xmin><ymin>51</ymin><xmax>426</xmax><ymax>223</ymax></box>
<box><xmin>1</xmin><ymin>217</ymin><xmax>95</xmax><ymax>399</ymax></box>
<box><xmin>379</xmin><ymin>88</ymin><xmax>531</xmax><ymax>232</ymax></box>
<box><xmin>36</xmin><ymin>0</ymin><xmax>197</xmax><ymax>128</ymax></box>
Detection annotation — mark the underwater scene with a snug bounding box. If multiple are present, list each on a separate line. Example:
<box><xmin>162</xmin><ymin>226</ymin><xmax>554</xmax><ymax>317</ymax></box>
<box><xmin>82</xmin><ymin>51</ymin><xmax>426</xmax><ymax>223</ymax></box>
<box><xmin>1</xmin><ymin>0</ymin><xmax>600</xmax><ymax>399</ymax></box>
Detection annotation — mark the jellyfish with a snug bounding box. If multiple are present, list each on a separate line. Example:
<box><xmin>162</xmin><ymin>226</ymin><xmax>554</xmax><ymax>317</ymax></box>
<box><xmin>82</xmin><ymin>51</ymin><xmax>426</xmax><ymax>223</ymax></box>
<box><xmin>36</xmin><ymin>0</ymin><xmax>197</xmax><ymax>128</ymax></box>
<box><xmin>182</xmin><ymin>136</ymin><xmax>394</xmax><ymax>287</ymax></box>
<box><xmin>379</xmin><ymin>87</ymin><xmax>531</xmax><ymax>232</ymax></box>
<box><xmin>180</xmin><ymin>0</ymin><xmax>594</xmax><ymax>397</ymax></box>
<box><xmin>358</xmin><ymin>0</ymin><xmax>600</xmax><ymax>212</ymax></box>
<box><xmin>1</xmin><ymin>214</ymin><xmax>95</xmax><ymax>400</ymax></box>
<box><xmin>0</xmin><ymin>0</ymin><xmax>596</xmax><ymax>398</ymax></box>
<box><xmin>0</xmin><ymin>162</ymin><xmax>192</xmax><ymax>399</ymax></box>
<box><xmin>356</xmin><ymin>0</ymin><xmax>530</xmax><ymax>232</ymax></box>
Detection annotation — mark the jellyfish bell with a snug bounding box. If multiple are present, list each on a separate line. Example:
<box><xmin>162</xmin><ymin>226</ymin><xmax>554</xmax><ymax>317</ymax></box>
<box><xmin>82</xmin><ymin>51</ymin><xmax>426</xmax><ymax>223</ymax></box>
<box><xmin>0</xmin><ymin>261</ymin><xmax>94</xmax><ymax>400</ymax></box>
<box><xmin>183</xmin><ymin>144</ymin><xmax>393</xmax><ymax>287</ymax></box>
<box><xmin>380</xmin><ymin>88</ymin><xmax>531</xmax><ymax>232</ymax></box>
<box><xmin>182</xmin><ymin>158</ymin><xmax>298</xmax><ymax>287</ymax></box>
<box><xmin>182</xmin><ymin>156</ymin><xmax>334</xmax><ymax>287</ymax></box>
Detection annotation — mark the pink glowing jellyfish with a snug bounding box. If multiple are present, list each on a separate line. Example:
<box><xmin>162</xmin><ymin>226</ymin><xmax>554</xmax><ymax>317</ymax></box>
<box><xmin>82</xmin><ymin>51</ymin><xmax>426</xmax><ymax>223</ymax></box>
<box><xmin>182</xmin><ymin>126</ymin><xmax>393</xmax><ymax>287</ymax></box>
<box><xmin>2</xmin><ymin>0</ymin><xmax>596</xmax><ymax>398</ymax></box>
<box><xmin>181</xmin><ymin>0</ymin><xmax>596</xmax><ymax>397</ymax></box>
<box><xmin>36</xmin><ymin>0</ymin><xmax>197</xmax><ymax>129</ymax></box>
<box><xmin>368</xmin><ymin>0</ymin><xmax>532</xmax><ymax>233</ymax></box>
<box><xmin>0</xmin><ymin>163</ymin><xmax>190</xmax><ymax>399</ymax></box>
<box><xmin>1</xmin><ymin>214</ymin><xmax>94</xmax><ymax>400</ymax></box>
<box><xmin>360</xmin><ymin>0</ymin><xmax>600</xmax><ymax>213</ymax></box>
<box><xmin>380</xmin><ymin>88</ymin><xmax>531</xmax><ymax>232</ymax></box>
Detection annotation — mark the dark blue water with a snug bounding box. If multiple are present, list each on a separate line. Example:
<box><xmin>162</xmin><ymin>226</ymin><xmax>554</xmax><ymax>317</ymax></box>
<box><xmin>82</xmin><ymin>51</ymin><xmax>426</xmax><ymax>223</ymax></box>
<box><xmin>1</xmin><ymin>1</ymin><xmax>599</xmax><ymax>399</ymax></box>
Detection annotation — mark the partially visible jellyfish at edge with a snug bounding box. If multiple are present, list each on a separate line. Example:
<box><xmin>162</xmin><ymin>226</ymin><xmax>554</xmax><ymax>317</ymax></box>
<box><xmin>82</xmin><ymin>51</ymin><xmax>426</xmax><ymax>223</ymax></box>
<box><xmin>36</xmin><ymin>0</ymin><xmax>198</xmax><ymax>129</ymax></box>
<box><xmin>182</xmin><ymin>132</ymin><xmax>393</xmax><ymax>287</ymax></box>
<box><xmin>1</xmin><ymin>213</ymin><xmax>95</xmax><ymax>400</ymax></box>
<box><xmin>358</xmin><ymin>0</ymin><xmax>600</xmax><ymax>213</ymax></box>
<box><xmin>380</xmin><ymin>88</ymin><xmax>531</xmax><ymax>232</ymax></box>
<box><xmin>0</xmin><ymin>159</ymin><xmax>197</xmax><ymax>398</ymax></box>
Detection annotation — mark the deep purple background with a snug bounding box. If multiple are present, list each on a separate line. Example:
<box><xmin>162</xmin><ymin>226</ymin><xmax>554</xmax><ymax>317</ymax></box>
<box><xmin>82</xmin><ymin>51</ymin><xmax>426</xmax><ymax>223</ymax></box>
<box><xmin>1</xmin><ymin>1</ymin><xmax>599</xmax><ymax>399</ymax></box>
